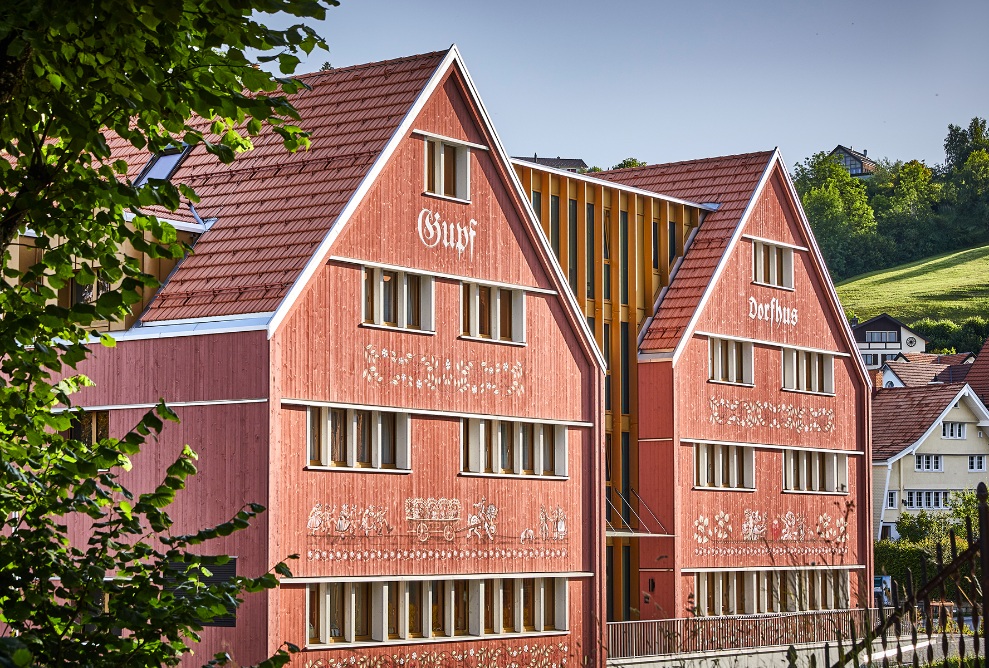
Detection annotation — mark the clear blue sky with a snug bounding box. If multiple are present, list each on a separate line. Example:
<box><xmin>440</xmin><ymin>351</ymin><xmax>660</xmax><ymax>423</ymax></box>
<box><xmin>285</xmin><ymin>0</ymin><xmax>988</xmax><ymax>171</ymax></box>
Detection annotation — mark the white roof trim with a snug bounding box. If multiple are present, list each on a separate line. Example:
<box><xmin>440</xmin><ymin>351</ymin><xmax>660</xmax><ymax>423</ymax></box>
<box><xmin>123</xmin><ymin>210</ymin><xmax>206</xmax><ymax>235</ymax></box>
<box><xmin>665</xmin><ymin>152</ymin><xmax>777</xmax><ymax>365</ymax></box>
<box><xmin>265</xmin><ymin>45</ymin><xmax>605</xmax><ymax>372</ymax></box>
<box><xmin>411</xmin><ymin>129</ymin><xmax>489</xmax><ymax>151</ymax></box>
<box><xmin>509</xmin><ymin>158</ymin><xmax>717</xmax><ymax>212</ymax></box>
<box><xmin>449</xmin><ymin>47</ymin><xmax>605</xmax><ymax>371</ymax></box>
<box><xmin>265</xmin><ymin>48</ymin><xmax>459</xmax><ymax>338</ymax></box>
<box><xmin>741</xmin><ymin>233</ymin><xmax>809</xmax><ymax>252</ymax></box>
<box><xmin>884</xmin><ymin>384</ymin><xmax>989</xmax><ymax>464</ymax></box>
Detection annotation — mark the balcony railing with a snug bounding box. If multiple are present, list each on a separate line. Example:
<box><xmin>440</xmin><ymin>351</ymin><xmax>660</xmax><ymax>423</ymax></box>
<box><xmin>607</xmin><ymin>609</ymin><xmax>886</xmax><ymax>658</ymax></box>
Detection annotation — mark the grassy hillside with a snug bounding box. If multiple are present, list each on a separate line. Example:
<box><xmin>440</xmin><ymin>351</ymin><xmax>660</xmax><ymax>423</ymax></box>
<box><xmin>836</xmin><ymin>245</ymin><xmax>989</xmax><ymax>324</ymax></box>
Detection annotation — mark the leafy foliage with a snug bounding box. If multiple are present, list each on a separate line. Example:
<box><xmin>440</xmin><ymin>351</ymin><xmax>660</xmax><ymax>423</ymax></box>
<box><xmin>912</xmin><ymin>316</ymin><xmax>989</xmax><ymax>355</ymax></box>
<box><xmin>611</xmin><ymin>157</ymin><xmax>647</xmax><ymax>170</ymax></box>
<box><xmin>0</xmin><ymin>0</ymin><xmax>335</xmax><ymax>665</ymax></box>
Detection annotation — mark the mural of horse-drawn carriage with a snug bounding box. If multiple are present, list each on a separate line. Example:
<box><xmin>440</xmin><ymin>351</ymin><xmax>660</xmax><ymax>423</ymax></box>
<box><xmin>405</xmin><ymin>497</ymin><xmax>462</xmax><ymax>542</ymax></box>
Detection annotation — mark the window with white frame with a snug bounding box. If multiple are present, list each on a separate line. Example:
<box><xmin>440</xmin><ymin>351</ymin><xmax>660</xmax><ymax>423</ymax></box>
<box><xmin>363</xmin><ymin>267</ymin><xmax>434</xmax><ymax>332</ymax></box>
<box><xmin>886</xmin><ymin>491</ymin><xmax>898</xmax><ymax>509</ymax></box>
<box><xmin>461</xmin><ymin>418</ymin><xmax>567</xmax><ymax>477</ymax></box>
<box><xmin>942</xmin><ymin>422</ymin><xmax>967</xmax><ymax>439</ymax></box>
<box><xmin>969</xmin><ymin>455</ymin><xmax>986</xmax><ymax>472</ymax></box>
<box><xmin>693</xmin><ymin>568</ymin><xmax>850</xmax><ymax>616</ymax></box>
<box><xmin>782</xmin><ymin>449</ymin><xmax>848</xmax><ymax>493</ymax></box>
<box><xmin>308</xmin><ymin>407</ymin><xmax>411</xmax><ymax>471</ymax></box>
<box><xmin>692</xmin><ymin>443</ymin><xmax>755</xmax><ymax>489</ymax></box>
<box><xmin>865</xmin><ymin>331</ymin><xmax>899</xmax><ymax>343</ymax></box>
<box><xmin>915</xmin><ymin>454</ymin><xmax>943</xmax><ymax>472</ymax></box>
<box><xmin>425</xmin><ymin>137</ymin><xmax>470</xmax><ymax>201</ymax></box>
<box><xmin>782</xmin><ymin>348</ymin><xmax>834</xmax><ymax>394</ymax></box>
<box><xmin>306</xmin><ymin>577</ymin><xmax>567</xmax><ymax>646</ymax></box>
<box><xmin>904</xmin><ymin>490</ymin><xmax>951</xmax><ymax>510</ymax></box>
<box><xmin>461</xmin><ymin>282</ymin><xmax>525</xmax><ymax>343</ymax></box>
<box><xmin>708</xmin><ymin>337</ymin><xmax>753</xmax><ymax>385</ymax></box>
<box><xmin>752</xmin><ymin>240</ymin><xmax>794</xmax><ymax>289</ymax></box>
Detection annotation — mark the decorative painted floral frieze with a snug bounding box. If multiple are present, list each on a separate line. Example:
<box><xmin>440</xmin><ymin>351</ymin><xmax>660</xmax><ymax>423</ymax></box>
<box><xmin>306</xmin><ymin>497</ymin><xmax>569</xmax><ymax>562</ymax></box>
<box><xmin>305</xmin><ymin>641</ymin><xmax>570</xmax><ymax>668</ymax></box>
<box><xmin>691</xmin><ymin>509</ymin><xmax>849</xmax><ymax>558</ymax></box>
<box><xmin>708</xmin><ymin>397</ymin><xmax>835</xmax><ymax>433</ymax></box>
<box><xmin>363</xmin><ymin>345</ymin><xmax>524</xmax><ymax>396</ymax></box>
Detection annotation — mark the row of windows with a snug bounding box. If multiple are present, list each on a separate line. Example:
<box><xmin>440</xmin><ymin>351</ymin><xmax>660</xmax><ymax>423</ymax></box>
<box><xmin>692</xmin><ymin>444</ymin><xmax>848</xmax><ymax>494</ymax></box>
<box><xmin>863</xmin><ymin>353</ymin><xmax>898</xmax><ymax>366</ymax></box>
<box><xmin>915</xmin><ymin>454</ymin><xmax>943</xmax><ymax>471</ymax></box>
<box><xmin>942</xmin><ymin>421</ymin><xmax>967</xmax><ymax>439</ymax></box>
<box><xmin>693</xmin><ymin>443</ymin><xmax>755</xmax><ymax>490</ymax></box>
<box><xmin>783</xmin><ymin>450</ymin><xmax>849</xmax><ymax>493</ymax></box>
<box><xmin>752</xmin><ymin>241</ymin><xmax>794</xmax><ymax>290</ymax></box>
<box><xmin>708</xmin><ymin>338</ymin><xmax>835</xmax><ymax>395</ymax></box>
<box><xmin>694</xmin><ymin>569</ymin><xmax>850</xmax><ymax>617</ymax></box>
<box><xmin>307</xmin><ymin>577</ymin><xmax>567</xmax><ymax>646</ymax></box>
<box><xmin>461</xmin><ymin>419</ymin><xmax>567</xmax><ymax>477</ymax></box>
<box><xmin>865</xmin><ymin>330</ymin><xmax>899</xmax><ymax>343</ymax></box>
<box><xmin>362</xmin><ymin>267</ymin><xmax>526</xmax><ymax>343</ymax></box>
<box><xmin>904</xmin><ymin>490</ymin><xmax>953</xmax><ymax>510</ymax></box>
<box><xmin>307</xmin><ymin>408</ymin><xmax>569</xmax><ymax>476</ymax></box>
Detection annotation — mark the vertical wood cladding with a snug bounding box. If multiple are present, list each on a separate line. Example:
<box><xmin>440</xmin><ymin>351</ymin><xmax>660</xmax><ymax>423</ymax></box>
<box><xmin>637</xmin><ymin>165</ymin><xmax>871</xmax><ymax>620</ymax></box>
<box><xmin>270</xmin><ymin>65</ymin><xmax>603</xmax><ymax>667</ymax></box>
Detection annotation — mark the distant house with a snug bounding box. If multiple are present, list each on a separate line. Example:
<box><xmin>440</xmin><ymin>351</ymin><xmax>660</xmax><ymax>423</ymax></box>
<box><xmin>963</xmin><ymin>338</ymin><xmax>989</xmax><ymax>404</ymax></box>
<box><xmin>512</xmin><ymin>154</ymin><xmax>588</xmax><ymax>173</ymax></box>
<box><xmin>872</xmin><ymin>384</ymin><xmax>989</xmax><ymax>540</ymax></box>
<box><xmin>851</xmin><ymin>313</ymin><xmax>927</xmax><ymax>369</ymax></box>
<box><xmin>830</xmin><ymin>145</ymin><xmax>877</xmax><ymax>177</ymax></box>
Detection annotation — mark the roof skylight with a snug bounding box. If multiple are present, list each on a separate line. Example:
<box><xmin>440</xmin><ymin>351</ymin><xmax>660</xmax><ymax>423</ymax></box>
<box><xmin>134</xmin><ymin>145</ymin><xmax>190</xmax><ymax>187</ymax></box>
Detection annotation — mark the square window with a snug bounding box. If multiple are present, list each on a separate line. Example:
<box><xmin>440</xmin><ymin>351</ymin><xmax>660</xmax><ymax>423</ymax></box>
<box><xmin>752</xmin><ymin>240</ymin><xmax>794</xmax><ymax>289</ymax></box>
<box><xmin>425</xmin><ymin>138</ymin><xmax>469</xmax><ymax>200</ymax></box>
<box><xmin>782</xmin><ymin>348</ymin><xmax>834</xmax><ymax>394</ymax></box>
<box><xmin>362</xmin><ymin>267</ymin><xmax>433</xmax><ymax>332</ymax></box>
<box><xmin>709</xmin><ymin>337</ymin><xmax>753</xmax><ymax>385</ymax></box>
<box><xmin>461</xmin><ymin>282</ymin><xmax>524</xmax><ymax>343</ymax></box>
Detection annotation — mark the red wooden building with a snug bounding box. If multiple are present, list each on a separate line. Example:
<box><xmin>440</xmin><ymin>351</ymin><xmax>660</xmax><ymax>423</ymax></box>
<box><xmin>73</xmin><ymin>47</ymin><xmax>605</xmax><ymax>666</ymax></box>
<box><xmin>595</xmin><ymin>152</ymin><xmax>873</xmax><ymax>620</ymax></box>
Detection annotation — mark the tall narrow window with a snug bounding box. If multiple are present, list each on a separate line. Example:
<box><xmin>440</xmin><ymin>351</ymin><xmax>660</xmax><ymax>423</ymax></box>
<box><xmin>327</xmin><ymin>583</ymin><xmax>345</xmax><ymax>641</ymax></box>
<box><xmin>619</xmin><ymin>211</ymin><xmax>629</xmax><ymax>305</ymax></box>
<box><xmin>308</xmin><ymin>586</ymin><xmax>322</xmax><ymax>644</ymax></box>
<box><xmin>381</xmin><ymin>271</ymin><xmax>398</xmax><ymax>326</ymax></box>
<box><xmin>501</xmin><ymin>422</ymin><xmax>514</xmax><ymax>473</ymax></box>
<box><xmin>481</xmin><ymin>420</ymin><xmax>494</xmax><ymax>473</ymax></box>
<box><xmin>380</xmin><ymin>412</ymin><xmax>396</xmax><ymax>468</ymax></box>
<box><xmin>462</xmin><ymin>283</ymin><xmax>471</xmax><ymax>335</ymax></box>
<box><xmin>426</xmin><ymin>141</ymin><xmax>437</xmax><ymax>194</ymax></box>
<box><xmin>502</xmin><ymin>581</ymin><xmax>516</xmax><ymax>632</ymax></box>
<box><xmin>522</xmin><ymin>579</ymin><xmax>536</xmax><ymax>631</ymax></box>
<box><xmin>543</xmin><ymin>427</ymin><xmax>556</xmax><ymax>475</ymax></box>
<box><xmin>531</xmin><ymin>191</ymin><xmax>542</xmax><ymax>222</ymax></box>
<box><xmin>477</xmin><ymin>285</ymin><xmax>491</xmax><ymax>338</ymax></box>
<box><xmin>355</xmin><ymin>410</ymin><xmax>372</xmax><ymax>466</ymax></box>
<box><xmin>620</xmin><ymin>322</ymin><xmax>630</xmax><ymax>414</ymax></box>
<box><xmin>406</xmin><ymin>274</ymin><xmax>421</xmax><ymax>330</ymax></box>
<box><xmin>354</xmin><ymin>583</ymin><xmax>371</xmax><ymax>641</ymax></box>
<box><xmin>550</xmin><ymin>195</ymin><xmax>561</xmax><ymax>258</ymax></box>
<box><xmin>309</xmin><ymin>408</ymin><xmax>323</xmax><ymax>467</ymax></box>
<box><xmin>499</xmin><ymin>288</ymin><xmax>513</xmax><ymax>341</ymax></box>
<box><xmin>668</xmin><ymin>219</ymin><xmax>677</xmax><ymax>265</ymax></box>
<box><xmin>484</xmin><ymin>580</ymin><xmax>496</xmax><ymax>633</ymax></box>
<box><xmin>363</xmin><ymin>268</ymin><xmax>374</xmax><ymax>323</ymax></box>
<box><xmin>568</xmin><ymin>198</ymin><xmax>578</xmax><ymax>291</ymax></box>
<box><xmin>586</xmin><ymin>204</ymin><xmax>596</xmax><ymax>298</ymax></box>
<box><xmin>603</xmin><ymin>211</ymin><xmax>612</xmax><ymax>300</ymax></box>
<box><xmin>652</xmin><ymin>221</ymin><xmax>659</xmax><ymax>270</ymax></box>
<box><xmin>329</xmin><ymin>408</ymin><xmax>346</xmax><ymax>465</ymax></box>
<box><xmin>604</xmin><ymin>324</ymin><xmax>612</xmax><ymax>411</ymax></box>
<box><xmin>521</xmin><ymin>423</ymin><xmax>535</xmax><ymax>473</ymax></box>
<box><xmin>543</xmin><ymin>579</ymin><xmax>557</xmax><ymax>630</ymax></box>
<box><xmin>431</xmin><ymin>581</ymin><xmax>446</xmax><ymax>636</ymax></box>
<box><xmin>454</xmin><ymin>580</ymin><xmax>469</xmax><ymax>636</ymax></box>
<box><xmin>387</xmin><ymin>583</ymin><xmax>400</xmax><ymax>639</ymax></box>
<box><xmin>408</xmin><ymin>582</ymin><xmax>423</xmax><ymax>638</ymax></box>
<box><xmin>443</xmin><ymin>144</ymin><xmax>458</xmax><ymax>197</ymax></box>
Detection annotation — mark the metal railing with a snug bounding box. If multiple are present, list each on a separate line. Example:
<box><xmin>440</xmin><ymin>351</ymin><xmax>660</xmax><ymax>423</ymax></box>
<box><xmin>607</xmin><ymin>608</ymin><xmax>876</xmax><ymax>658</ymax></box>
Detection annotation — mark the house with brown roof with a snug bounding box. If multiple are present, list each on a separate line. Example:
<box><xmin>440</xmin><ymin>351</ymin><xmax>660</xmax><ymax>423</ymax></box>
<box><xmin>963</xmin><ymin>338</ymin><xmax>989</xmax><ymax>404</ymax></box>
<box><xmin>872</xmin><ymin>384</ymin><xmax>989</xmax><ymax>540</ymax></box>
<box><xmin>880</xmin><ymin>359</ymin><xmax>972</xmax><ymax>388</ymax></box>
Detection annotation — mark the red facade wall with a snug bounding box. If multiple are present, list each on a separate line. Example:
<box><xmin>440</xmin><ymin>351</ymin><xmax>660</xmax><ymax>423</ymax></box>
<box><xmin>267</xmin><ymin>65</ymin><xmax>603</xmax><ymax>666</ymax></box>
<box><xmin>637</xmin><ymin>167</ymin><xmax>871</xmax><ymax>620</ymax></box>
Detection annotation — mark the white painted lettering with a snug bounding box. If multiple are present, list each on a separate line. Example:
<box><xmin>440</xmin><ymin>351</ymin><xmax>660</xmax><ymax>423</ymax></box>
<box><xmin>746</xmin><ymin>295</ymin><xmax>798</xmax><ymax>328</ymax></box>
<box><xmin>418</xmin><ymin>208</ymin><xmax>478</xmax><ymax>260</ymax></box>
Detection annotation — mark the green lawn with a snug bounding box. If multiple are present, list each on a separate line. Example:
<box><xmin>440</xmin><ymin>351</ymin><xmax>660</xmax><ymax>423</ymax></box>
<box><xmin>836</xmin><ymin>245</ymin><xmax>989</xmax><ymax>324</ymax></box>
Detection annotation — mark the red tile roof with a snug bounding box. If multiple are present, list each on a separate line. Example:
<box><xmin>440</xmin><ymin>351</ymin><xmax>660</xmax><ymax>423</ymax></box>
<box><xmin>115</xmin><ymin>50</ymin><xmax>447</xmax><ymax>321</ymax></box>
<box><xmin>900</xmin><ymin>352</ymin><xmax>974</xmax><ymax>365</ymax></box>
<box><xmin>872</xmin><ymin>384</ymin><xmax>964</xmax><ymax>460</ymax></box>
<box><xmin>593</xmin><ymin>151</ymin><xmax>775</xmax><ymax>351</ymax></box>
<box><xmin>966</xmin><ymin>339</ymin><xmax>989</xmax><ymax>402</ymax></box>
<box><xmin>883</xmin><ymin>360</ymin><xmax>971</xmax><ymax>387</ymax></box>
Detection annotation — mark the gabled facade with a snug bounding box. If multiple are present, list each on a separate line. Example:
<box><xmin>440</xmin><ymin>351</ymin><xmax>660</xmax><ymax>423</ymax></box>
<box><xmin>69</xmin><ymin>47</ymin><xmax>605</xmax><ymax>667</ymax></box>
<box><xmin>872</xmin><ymin>384</ymin><xmax>989</xmax><ymax>540</ymax></box>
<box><xmin>615</xmin><ymin>152</ymin><xmax>873</xmax><ymax>618</ymax></box>
<box><xmin>880</xmin><ymin>359</ymin><xmax>972</xmax><ymax>388</ymax></box>
<box><xmin>829</xmin><ymin>145</ymin><xmax>877</xmax><ymax>178</ymax></box>
<box><xmin>851</xmin><ymin>313</ymin><xmax>927</xmax><ymax>369</ymax></box>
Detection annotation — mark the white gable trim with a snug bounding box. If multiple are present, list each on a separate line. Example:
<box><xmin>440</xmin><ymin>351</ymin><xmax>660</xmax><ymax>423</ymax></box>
<box><xmin>265</xmin><ymin>47</ymin><xmax>606</xmax><ymax>372</ymax></box>
<box><xmin>266</xmin><ymin>48</ymin><xmax>458</xmax><ymax>338</ymax></box>
<box><xmin>884</xmin><ymin>384</ymin><xmax>989</xmax><ymax>465</ymax></box>
<box><xmin>449</xmin><ymin>48</ymin><xmax>605</xmax><ymax>371</ymax></box>
<box><xmin>666</xmin><ymin>152</ymin><xmax>777</xmax><ymax>366</ymax></box>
